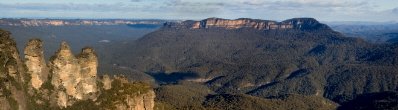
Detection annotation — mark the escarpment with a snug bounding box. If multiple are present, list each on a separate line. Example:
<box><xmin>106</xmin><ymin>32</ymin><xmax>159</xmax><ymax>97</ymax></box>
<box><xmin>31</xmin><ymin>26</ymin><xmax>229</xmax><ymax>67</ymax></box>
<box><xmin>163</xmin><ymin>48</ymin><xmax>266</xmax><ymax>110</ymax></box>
<box><xmin>0</xmin><ymin>29</ymin><xmax>155</xmax><ymax>110</ymax></box>
<box><xmin>164</xmin><ymin>18</ymin><xmax>330</xmax><ymax>30</ymax></box>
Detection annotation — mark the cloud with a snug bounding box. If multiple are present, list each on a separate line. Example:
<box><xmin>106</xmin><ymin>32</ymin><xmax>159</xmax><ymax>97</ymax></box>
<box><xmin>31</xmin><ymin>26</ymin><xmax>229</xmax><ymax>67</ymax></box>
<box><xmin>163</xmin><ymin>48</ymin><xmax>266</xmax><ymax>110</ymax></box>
<box><xmin>158</xmin><ymin>0</ymin><xmax>227</xmax><ymax>17</ymax></box>
<box><xmin>237</xmin><ymin>0</ymin><xmax>369</xmax><ymax>10</ymax></box>
<box><xmin>0</xmin><ymin>0</ymin><xmax>396</xmax><ymax>21</ymax></box>
<box><xmin>0</xmin><ymin>3</ymin><xmax>143</xmax><ymax>12</ymax></box>
<box><xmin>393</xmin><ymin>7</ymin><xmax>398</xmax><ymax>14</ymax></box>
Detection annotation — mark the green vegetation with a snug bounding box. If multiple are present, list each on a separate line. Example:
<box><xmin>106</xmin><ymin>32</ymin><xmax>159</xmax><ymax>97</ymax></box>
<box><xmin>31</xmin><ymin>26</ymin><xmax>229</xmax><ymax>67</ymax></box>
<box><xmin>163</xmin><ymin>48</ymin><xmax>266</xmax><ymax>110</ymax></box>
<box><xmin>203</xmin><ymin>94</ymin><xmax>337</xmax><ymax>110</ymax></box>
<box><xmin>95</xmin><ymin>78</ymin><xmax>151</xmax><ymax>109</ymax></box>
<box><xmin>112</xmin><ymin>22</ymin><xmax>398</xmax><ymax>105</ymax></box>
<box><xmin>1</xmin><ymin>18</ymin><xmax>398</xmax><ymax>109</ymax></box>
<box><xmin>154</xmin><ymin>84</ymin><xmax>338</xmax><ymax>110</ymax></box>
<box><xmin>0</xmin><ymin>29</ymin><xmax>155</xmax><ymax>109</ymax></box>
<box><xmin>62</xmin><ymin>77</ymin><xmax>152</xmax><ymax>110</ymax></box>
<box><xmin>155</xmin><ymin>82</ymin><xmax>213</xmax><ymax>109</ymax></box>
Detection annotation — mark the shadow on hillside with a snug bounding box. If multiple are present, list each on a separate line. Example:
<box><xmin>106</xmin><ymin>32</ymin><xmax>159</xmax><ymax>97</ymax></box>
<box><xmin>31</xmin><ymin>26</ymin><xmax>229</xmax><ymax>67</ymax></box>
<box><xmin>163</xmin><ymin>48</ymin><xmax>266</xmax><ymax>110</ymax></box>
<box><xmin>337</xmin><ymin>91</ymin><xmax>398</xmax><ymax>110</ymax></box>
<box><xmin>146</xmin><ymin>71</ymin><xmax>200</xmax><ymax>84</ymax></box>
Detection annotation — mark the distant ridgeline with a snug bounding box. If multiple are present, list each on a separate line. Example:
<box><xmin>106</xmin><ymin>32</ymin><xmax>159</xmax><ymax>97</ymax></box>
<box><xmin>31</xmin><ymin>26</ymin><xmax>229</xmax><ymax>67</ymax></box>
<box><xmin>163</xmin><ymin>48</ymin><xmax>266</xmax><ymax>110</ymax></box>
<box><xmin>164</xmin><ymin>17</ymin><xmax>330</xmax><ymax>30</ymax></box>
<box><xmin>0</xmin><ymin>29</ymin><xmax>155</xmax><ymax>110</ymax></box>
<box><xmin>0</xmin><ymin>18</ymin><xmax>168</xmax><ymax>26</ymax></box>
<box><xmin>116</xmin><ymin>17</ymin><xmax>398</xmax><ymax>109</ymax></box>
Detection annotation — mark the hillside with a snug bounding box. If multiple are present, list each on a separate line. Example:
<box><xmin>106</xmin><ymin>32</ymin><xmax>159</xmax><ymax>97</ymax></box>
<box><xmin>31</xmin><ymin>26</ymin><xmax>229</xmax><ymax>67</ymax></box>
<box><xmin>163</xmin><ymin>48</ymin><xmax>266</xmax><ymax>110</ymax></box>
<box><xmin>109</xmin><ymin>18</ymin><xmax>398</xmax><ymax>105</ymax></box>
<box><xmin>154</xmin><ymin>82</ymin><xmax>338</xmax><ymax>110</ymax></box>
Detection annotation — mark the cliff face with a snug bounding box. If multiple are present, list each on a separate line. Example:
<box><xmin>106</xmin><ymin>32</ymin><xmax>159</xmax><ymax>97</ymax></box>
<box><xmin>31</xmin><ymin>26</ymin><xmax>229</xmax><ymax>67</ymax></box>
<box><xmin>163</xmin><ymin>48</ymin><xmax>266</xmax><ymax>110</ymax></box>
<box><xmin>76</xmin><ymin>47</ymin><xmax>98</xmax><ymax>96</ymax></box>
<box><xmin>0</xmin><ymin>29</ymin><xmax>155</xmax><ymax>110</ymax></box>
<box><xmin>108</xmin><ymin>77</ymin><xmax>156</xmax><ymax>110</ymax></box>
<box><xmin>0</xmin><ymin>19</ymin><xmax>164</xmax><ymax>27</ymax></box>
<box><xmin>126</xmin><ymin>91</ymin><xmax>156</xmax><ymax>110</ymax></box>
<box><xmin>50</xmin><ymin>42</ymin><xmax>87</xmax><ymax>102</ymax></box>
<box><xmin>0</xmin><ymin>29</ymin><xmax>29</xmax><ymax>110</ymax></box>
<box><xmin>24</xmin><ymin>39</ymin><xmax>49</xmax><ymax>90</ymax></box>
<box><xmin>165</xmin><ymin>18</ymin><xmax>330</xmax><ymax>30</ymax></box>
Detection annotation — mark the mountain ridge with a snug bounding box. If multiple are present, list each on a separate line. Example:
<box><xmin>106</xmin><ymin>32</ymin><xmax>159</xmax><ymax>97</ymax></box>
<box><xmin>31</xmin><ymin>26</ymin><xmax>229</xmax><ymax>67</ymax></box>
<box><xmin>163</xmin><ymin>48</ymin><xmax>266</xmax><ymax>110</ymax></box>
<box><xmin>110</xmin><ymin>17</ymin><xmax>397</xmax><ymax>106</ymax></box>
<box><xmin>164</xmin><ymin>17</ymin><xmax>331</xmax><ymax>31</ymax></box>
<box><xmin>0</xmin><ymin>19</ymin><xmax>166</xmax><ymax>27</ymax></box>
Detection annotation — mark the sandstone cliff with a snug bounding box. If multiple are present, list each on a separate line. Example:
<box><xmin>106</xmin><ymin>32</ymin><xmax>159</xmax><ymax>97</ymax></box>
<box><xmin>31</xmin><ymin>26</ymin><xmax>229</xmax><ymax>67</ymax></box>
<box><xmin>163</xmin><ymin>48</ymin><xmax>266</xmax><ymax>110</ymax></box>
<box><xmin>0</xmin><ymin>19</ymin><xmax>164</xmax><ymax>27</ymax></box>
<box><xmin>24</xmin><ymin>39</ymin><xmax>49</xmax><ymax>90</ymax></box>
<box><xmin>164</xmin><ymin>18</ymin><xmax>330</xmax><ymax>30</ymax></box>
<box><xmin>0</xmin><ymin>29</ymin><xmax>29</xmax><ymax>110</ymax></box>
<box><xmin>50</xmin><ymin>42</ymin><xmax>88</xmax><ymax>102</ymax></box>
<box><xmin>0</xmin><ymin>29</ymin><xmax>155</xmax><ymax>110</ymax></box>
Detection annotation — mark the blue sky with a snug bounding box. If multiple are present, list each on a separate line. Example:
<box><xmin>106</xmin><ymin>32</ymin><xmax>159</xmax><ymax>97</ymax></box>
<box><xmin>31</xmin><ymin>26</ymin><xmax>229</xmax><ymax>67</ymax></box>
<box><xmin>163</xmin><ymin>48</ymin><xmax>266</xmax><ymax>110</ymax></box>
<box><xmin>0</xmin><ymin>0</ymin><xmax>397</xmax><ymax>22</ymax></box>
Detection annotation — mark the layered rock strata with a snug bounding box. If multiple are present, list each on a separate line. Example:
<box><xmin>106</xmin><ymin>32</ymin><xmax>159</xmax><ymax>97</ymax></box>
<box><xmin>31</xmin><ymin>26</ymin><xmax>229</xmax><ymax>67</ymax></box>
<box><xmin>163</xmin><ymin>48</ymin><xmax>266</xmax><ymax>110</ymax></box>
<box><xmin>24</xmin><ymin>39</ymin><xmax>49</xmax><ymax>90</ymax></box>
<box><xmin>0</xmin><ymin>28</ymin><xmax>155</xmax><ymax>109</ymax></box>
<box><xmin>165</xmin><ymin>18</ymin><xmax>330</xmax><ymax>30</ymax></box>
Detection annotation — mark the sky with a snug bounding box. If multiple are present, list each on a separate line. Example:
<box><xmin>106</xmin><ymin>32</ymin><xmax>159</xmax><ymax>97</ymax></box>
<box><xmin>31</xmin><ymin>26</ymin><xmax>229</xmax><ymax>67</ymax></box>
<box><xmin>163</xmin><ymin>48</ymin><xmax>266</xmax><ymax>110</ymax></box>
<box><xmin>0</xmin><ymin>0</ymin><xmax>397</xmax><ymax>22</ymax></box>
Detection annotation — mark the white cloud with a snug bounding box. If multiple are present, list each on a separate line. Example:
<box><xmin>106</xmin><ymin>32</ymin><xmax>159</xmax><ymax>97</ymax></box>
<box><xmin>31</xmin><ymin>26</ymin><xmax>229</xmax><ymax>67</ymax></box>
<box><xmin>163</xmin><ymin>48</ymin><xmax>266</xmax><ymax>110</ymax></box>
<box><xmin>0</xmin><ymin>0</ymin><xmax>396</xmax><ymax>21</ymax></box>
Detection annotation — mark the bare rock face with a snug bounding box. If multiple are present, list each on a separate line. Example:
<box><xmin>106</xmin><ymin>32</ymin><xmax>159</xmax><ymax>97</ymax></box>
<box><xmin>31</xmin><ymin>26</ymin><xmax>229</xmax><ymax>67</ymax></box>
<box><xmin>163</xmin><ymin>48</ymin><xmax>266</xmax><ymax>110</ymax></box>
<box><xmin>49</xmin><ymin>42</ymin><xmax>101</xmax><ymax>107</ymax></box>
<box><xmin>50</xmin><ymin>42</ymin><xmax>83</xmax><ymax>101</ymax></box>
<box><xmin>192</xmin><ymin>18</ymin><xmax>280</xmax><ymax>30</ymax></box>
<box><xmin>108</xmin><ymin>77</ymin><xmax>156</xmax><ymax>110</ymax></box>
<box><xmin>101</xmin><ymin>74</ymin><xmax>113</xmax><ymax>90</ymax></box>
<box><xmin>24</xmin><ymin>39</ymin><xmax>49</xmax><ymax>89</ymax></box>
<box><xmin>76</xmin><ymin>47</ymin><xmax>98</xmax><ymax>95</ymax></box>
<box><xmin>0</xmin><ymin>30</ymin><xmax>155</xmax><ymax>110</ymax></box>
<box><xmin>0</xmin><ymin>29</ymin><xmax>29</xmax><ymax>110</ymax></box>
<box><xmin>115</xmin><ymin>91</ymin><xmax>156</xmax><ymax>110</ymax></box>
<box><xmin>49</xmin><ymin>42</ymin><xmax>79</xmax><ymax>107</ymax></box>
<box><xmin>165</xmin><ymin>18</ymin><xmax>330</xmax><ymax>31</ymax></box>
<box><xmin>57</xmin><ymin>91</ymin><xmax>68</xmax><ymax>108</ymax></box>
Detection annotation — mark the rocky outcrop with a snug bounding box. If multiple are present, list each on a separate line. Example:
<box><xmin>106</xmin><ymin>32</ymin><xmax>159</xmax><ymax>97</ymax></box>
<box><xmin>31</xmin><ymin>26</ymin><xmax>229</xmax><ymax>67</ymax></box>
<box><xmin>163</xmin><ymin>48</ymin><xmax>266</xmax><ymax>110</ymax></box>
<box><xmin>109</xmin><ymin>77</ymin><xmax>156</xmax><ymax>110</ymax></box>
<box><xmin>76</xmin><ymin>47</ymin><xmax>98</xmax><ymax>96</ymax></box>
<box><xmin>50</xmin><ymin>42</ymin><xmax>84</xmax><ymax>101</ymax></box>
<box><xmin>49</xmin><ymin>42</ymin><xmax>101</xmax><ymax>107</ymax></box>
<box><xmin>0</xmin><ymin>29</ymin><xmax>155</xmax><ymax>110</ymax></box>
<box><xmin>164</xmin><ymin>18</ymin><xmax>330</xmax><ymax>30</ymax></box>
<box><xmin>24</xmin><ymin>39</ymin><xmax>49</xmax><ymax>90</ymax></box>
<box><xmin>116</xmin><ymin>91</ymin><xmax>156</xmax><ymax>110</ymax></box>
<box><xmin>0</xmin><ymin>29</ymin><xmax>29</xmax><ymax>110</ymax></box>
<box><xmin>101</xmin><ymin>75</ymin><xmax>113</xmax><ymax>90</ymax></box>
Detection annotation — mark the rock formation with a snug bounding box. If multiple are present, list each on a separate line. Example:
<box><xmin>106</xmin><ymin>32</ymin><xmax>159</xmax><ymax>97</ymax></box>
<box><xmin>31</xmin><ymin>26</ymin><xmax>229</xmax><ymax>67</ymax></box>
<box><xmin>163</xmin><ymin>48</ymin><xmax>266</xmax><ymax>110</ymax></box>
<box><xmin>76</xmin><ymin>47</ymin><xmax>98</xmax><ymax>96</ymax></box>
<box><xmin>24</xmin><ymin>39</ymin><xmax>49</xmax><ymax>89</ymax></box>
<box><xmin>116</xmin><ymin>91</ymin><xmax>156</xmax><ymax>110</ymax></box>
<box><xmin>0</xmin><ymin>29</ymin><xmax>29</xmax><ymax>110</ymax></box>
<box><xmin>50</xmin><ymin>42</ymin><xmax>84</xmax><ymax>101</ymax></box>
<box><xmin>101</xmin><ymin>74</ymin><xmax>113</xmax><ymax>90</ymax></box>
<box><xmin>107</xmin><ymin>76</ymin><xmax>156</xmax><ymax>110</ymax></box>
<box><xmin>0</xmin><ymin>29</ymin><xmax>155</xmax><ymax>110</ymax></box>
<box><xmin>164</xmin><ymin>18</ymin><xmax>330</xmax><ymax>30</ymax></box>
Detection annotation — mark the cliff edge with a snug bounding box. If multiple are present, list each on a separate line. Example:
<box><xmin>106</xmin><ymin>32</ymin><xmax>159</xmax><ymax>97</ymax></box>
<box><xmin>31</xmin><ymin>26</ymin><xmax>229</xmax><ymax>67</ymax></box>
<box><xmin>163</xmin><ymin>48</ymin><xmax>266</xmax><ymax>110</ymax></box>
<box><xmin>0</xmin><ymin>29</ymin><xmax>155</xmax><ymax>110</ymax></box>
<box><xmin>164</xmin><ymin>17</ymin><xmax>331</xmax><ymax>31</ymax></box>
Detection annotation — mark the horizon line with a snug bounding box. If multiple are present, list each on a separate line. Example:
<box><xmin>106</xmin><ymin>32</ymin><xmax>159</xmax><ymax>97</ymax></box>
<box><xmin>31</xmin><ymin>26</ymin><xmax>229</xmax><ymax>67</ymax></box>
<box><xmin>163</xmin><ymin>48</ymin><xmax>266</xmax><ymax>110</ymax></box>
<box><xmin>1</xmin><ymin>17</ymin><xmax>397</xmax><ymax>24</ymax></box>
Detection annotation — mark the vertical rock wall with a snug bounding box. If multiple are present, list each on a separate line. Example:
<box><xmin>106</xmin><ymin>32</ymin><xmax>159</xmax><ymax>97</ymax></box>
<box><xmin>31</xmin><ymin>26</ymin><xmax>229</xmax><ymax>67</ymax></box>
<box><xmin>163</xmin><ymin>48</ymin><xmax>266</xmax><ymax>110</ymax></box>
<box><xmin>24</xmin><ymin>39</ymin><xmax>49</xmax><ymax>90</ymax></box>
<box><xmin>50</xmin><ymin>42</ymin><xmax>83</xmax><ymax>101</ymax></box>
<box><xmin>76</xmin><ymin>47</ymin><xmax>98</xmax><ymax>95</ymax></box>
<box><xmin>1</xmin><ymin>29</ymin><xmax>155</xmax><ymax>109</ymax></box>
